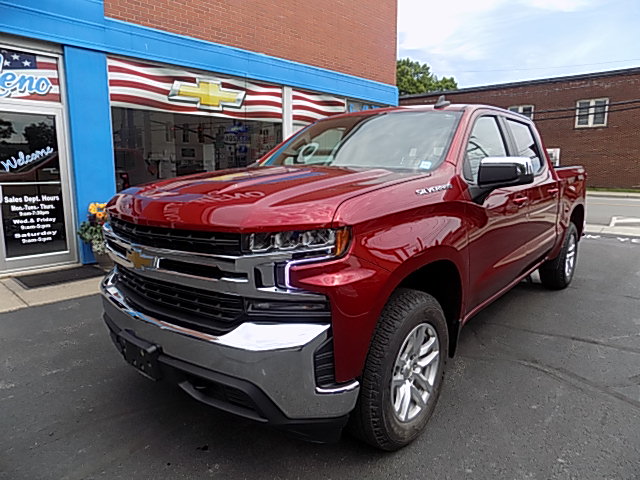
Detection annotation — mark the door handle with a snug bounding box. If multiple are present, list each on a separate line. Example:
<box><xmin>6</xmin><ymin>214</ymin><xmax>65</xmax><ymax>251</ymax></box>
<box><xmin>547</xmin><ymin>187</ymin><xmax>560</xmax><ymax>197</ymax></box>
<box><xmin>513</xmin><ymin>195</ymin><xmax>528</xmax><ymax>207</ymax></box>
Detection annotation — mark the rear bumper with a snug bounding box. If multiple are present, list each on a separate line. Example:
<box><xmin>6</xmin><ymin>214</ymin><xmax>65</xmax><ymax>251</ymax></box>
<box><xmin>101</xmin><ymin>270</ymin><xmax>359</xmax><ymax>439</ymax></box>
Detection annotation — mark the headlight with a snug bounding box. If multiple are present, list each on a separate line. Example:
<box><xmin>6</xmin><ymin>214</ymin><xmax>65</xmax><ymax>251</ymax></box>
<box><xmin>247</xmin><ymin>227</ymin><xmax>350</xmax><ymax>256</ymax></box>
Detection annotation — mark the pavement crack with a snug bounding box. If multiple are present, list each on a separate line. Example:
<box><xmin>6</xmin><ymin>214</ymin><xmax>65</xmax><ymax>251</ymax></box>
<box><xmin>482</xmin><ymin>322</ymin><xmax>640</xmax><ymax>355</ymax></box>
<box><xmin>461</xmin><ymin>353</ymin><xmax>640</xmax><ymax>412</ymax></box>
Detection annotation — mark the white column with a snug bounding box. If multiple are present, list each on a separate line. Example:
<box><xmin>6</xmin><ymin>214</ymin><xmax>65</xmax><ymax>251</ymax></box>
<box><xmin>282</xmin><ymin>86</ymin><xmax>293</xmax><ymax>140</ymax></box>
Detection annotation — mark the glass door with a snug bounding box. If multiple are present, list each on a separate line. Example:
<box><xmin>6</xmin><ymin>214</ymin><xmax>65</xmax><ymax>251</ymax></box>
<box><xmin>0</xmin><ymin>105</ymin><xmax>77</xmax><ymax>273</ymax></box>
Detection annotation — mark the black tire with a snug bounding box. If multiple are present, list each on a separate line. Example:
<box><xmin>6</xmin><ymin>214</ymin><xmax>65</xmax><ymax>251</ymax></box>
<box><xmin>349</xmin><ymin>288</ymin><xmax>448</xmax><ymax>451</ymax></box>
<box><xmin>539</xmin><ymin>223</ymin><xmax>579</xmax><ymax>290</ymax></box>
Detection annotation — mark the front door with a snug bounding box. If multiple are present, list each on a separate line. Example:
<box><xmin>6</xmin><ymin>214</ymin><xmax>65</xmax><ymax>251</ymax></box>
<box><xmin>463</xmin><ymin>114</ymin><xmax>532</xmax><ymax>311</ymax></box>
<box><xmin>0</xmin><ymin>105</ymin><xmax>77</xmax><ymax>273</ymax></box>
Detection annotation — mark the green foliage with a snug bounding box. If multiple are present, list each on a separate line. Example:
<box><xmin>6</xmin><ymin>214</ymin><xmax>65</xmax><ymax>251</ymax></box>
<box><xmin>396</xmin><ymin>58</ymin><xmax>458</xmax><ymax>96</ymax></box>
<box><xmin>77</xmin><ymin>203</ymin><xmax>108</xmax><ymax>255</ymax></box>
<box><xmin>77</xmin><ymin>221</ymin><xmax>106</xmax><ymax>255</ymax></box>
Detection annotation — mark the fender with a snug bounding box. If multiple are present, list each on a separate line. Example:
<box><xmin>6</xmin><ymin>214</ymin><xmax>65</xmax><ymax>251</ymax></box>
<box><xmin>370</xmin><ymin>244</ymin><xmax>467</xmax><ymax>324</ymax></box>
<box><xmin>330</xmin><ymin>201</ymin><xmax>470</xmax><ymax>380</ymax></box>
<box><xmin>289</xmin><ymin>243</ymin><xmax>467</xmax><ymax>382</ymax></box>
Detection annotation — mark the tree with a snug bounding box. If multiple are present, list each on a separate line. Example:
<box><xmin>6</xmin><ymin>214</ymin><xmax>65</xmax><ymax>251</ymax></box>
<box><xmin>23</xmin><ymin>122</ymin><xmax>56</xmax><ymax>151</ymax></box>
<box><xmin>0</xmin><ymin>119</ymin><xmax>15</xmax><ymax>139</ymax></box>
<box><xmin>396</xmin><ymin>58</ymin><xmax>458</xmax><ymax>96</ymax></box>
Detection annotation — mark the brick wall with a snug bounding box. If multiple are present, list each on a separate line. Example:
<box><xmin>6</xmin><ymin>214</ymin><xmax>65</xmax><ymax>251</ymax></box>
<box><xmin>401</xmin><ymin>72</ymin><xmax>640</xmax><ymax>189</ymax></box>
<box><xmin>104</xmin><ymin>0</ymin><xmax>396</xmax><ymax>86</ymax></box>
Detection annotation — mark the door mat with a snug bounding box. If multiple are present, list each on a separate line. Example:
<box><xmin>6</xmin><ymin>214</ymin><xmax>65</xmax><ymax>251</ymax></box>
<box><xmin>13</xmin><ymin>265</ymin><xmax>106</xmax><ymax>290</ymax></box>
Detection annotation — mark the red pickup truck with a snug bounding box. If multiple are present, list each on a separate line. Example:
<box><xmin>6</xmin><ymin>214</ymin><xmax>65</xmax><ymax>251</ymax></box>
<box><xmin>101</xmin><ymin>102</ymin><xmax>586</xmax><ymax>450</ymax></box>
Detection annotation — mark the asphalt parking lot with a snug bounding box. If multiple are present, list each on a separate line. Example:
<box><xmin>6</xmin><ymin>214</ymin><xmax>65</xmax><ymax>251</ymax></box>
<box><xmin>1</xmin><ymin>235</ymin><xmax>639</xmax><ymax>480</ymax></box>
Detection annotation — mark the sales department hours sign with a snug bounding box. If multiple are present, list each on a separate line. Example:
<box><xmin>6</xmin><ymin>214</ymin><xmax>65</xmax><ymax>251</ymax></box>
<box><xmin>1</xmin><ymin>184</ymin><xmax>67</xmax><ymax>258</ymax></box>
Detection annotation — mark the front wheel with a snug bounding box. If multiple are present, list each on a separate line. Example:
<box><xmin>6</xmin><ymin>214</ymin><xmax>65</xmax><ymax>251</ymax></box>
<box><xmin>350</xmin><ymin>289</ymin><xmax>448</xmax><ymax>451</ymax></box>
<box><xmin>539</xmin><ymin>223</ymin><xmax>579</xmax><ymax>289</ymax></box>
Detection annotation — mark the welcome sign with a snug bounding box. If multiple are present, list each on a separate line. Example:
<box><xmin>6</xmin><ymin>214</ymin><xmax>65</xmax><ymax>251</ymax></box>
<box><xmin>1</xmin><ymin>146</ymin><xmax>56</xmax><ymax>174</ymax></box>
<box><xmin>0</xmin><ymin>47</ymin><xmax>60</xmax><ymax>102</ymax></box>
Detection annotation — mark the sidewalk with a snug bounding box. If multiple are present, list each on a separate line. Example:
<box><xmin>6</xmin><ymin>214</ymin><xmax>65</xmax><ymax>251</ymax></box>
<box><xmin>0</xmin><ymin>276</ymin><xmax>102</xmax><ymax>314</ymax></box>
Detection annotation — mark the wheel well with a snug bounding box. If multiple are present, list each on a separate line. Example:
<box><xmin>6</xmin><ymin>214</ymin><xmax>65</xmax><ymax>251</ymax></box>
<box><xmin>398</xmin><ymin>260</ymin><xmax>462</xmax><ymax>357</ymax></box>
<box><xmin>570</xmin><ymin>204</ymin><xmax>585</xmax><ymax>237</ymax></box>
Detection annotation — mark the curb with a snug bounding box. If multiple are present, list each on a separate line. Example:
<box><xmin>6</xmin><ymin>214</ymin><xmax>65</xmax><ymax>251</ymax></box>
<box><xmin>0</xmin><ymin>277</ymin><xmax>101</xmax><ymax>314</ymax></box>
<box><xmin>587</xmin><ymin>191</ymin><xmax>640</xmax><ymax>199</ymax></box>
<box><xmin>585</xmin><ymin>224</ymin><xmax>640</xmax><ymax>238</ymax></box>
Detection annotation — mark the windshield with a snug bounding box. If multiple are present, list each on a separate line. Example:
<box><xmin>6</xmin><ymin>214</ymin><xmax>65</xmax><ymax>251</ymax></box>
<box><xmin>259</xmin><ymin>110</ymin><xmax>462</xmax><ymax>171</ymax></box>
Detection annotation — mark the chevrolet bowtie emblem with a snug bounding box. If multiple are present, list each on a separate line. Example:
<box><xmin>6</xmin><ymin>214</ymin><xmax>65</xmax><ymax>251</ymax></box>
<box><xmin>126</xmin><ymin>248</ymin><xmax>156</xmax><ymax>270</ymax></box>
<box><xmin>168</xmin><ymin>80</ymin><xmax>245</xmax><ymax>111</ymax></box>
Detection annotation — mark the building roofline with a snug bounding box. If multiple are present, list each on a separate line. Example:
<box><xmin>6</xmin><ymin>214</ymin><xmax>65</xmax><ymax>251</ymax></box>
<box><xmin>400</xmin><ymin>66</ymin><xmax>640</xmax><ymax>99</ymax></box>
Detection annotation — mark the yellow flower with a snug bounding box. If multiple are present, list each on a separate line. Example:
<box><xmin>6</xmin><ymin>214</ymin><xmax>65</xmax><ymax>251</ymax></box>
<box><xmin>88</xmin><ymin>204</ymin><xmax>97</xmax><ymax>214</ymax></box>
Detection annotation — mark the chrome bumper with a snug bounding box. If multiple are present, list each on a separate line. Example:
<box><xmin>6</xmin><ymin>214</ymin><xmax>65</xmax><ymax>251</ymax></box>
<box><xmin>101</xmin><ymin>270</ymin><xmax>359</xmax><ymax>420</ymax></box>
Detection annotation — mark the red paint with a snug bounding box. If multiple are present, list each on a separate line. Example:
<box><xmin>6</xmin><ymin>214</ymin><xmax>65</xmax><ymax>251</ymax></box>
<box><xmin>107</xmin><ymin>105</ymin><xmax>586</xmax><ymax>383</ymax></box>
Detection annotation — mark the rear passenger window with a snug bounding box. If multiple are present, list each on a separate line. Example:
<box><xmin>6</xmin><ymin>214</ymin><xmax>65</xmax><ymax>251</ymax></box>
<box><xmin>464</xmin><ymin>116</ymin><xmax>507</xmax><ymax>184</ymax></box>
<box><xmin>506</xmin><ymin>119</ymin><xmax>542</xmax><ymax>172</ymax></box>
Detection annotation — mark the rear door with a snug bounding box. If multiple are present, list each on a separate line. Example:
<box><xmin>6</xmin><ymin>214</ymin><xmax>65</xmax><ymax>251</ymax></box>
<box><xmin>463</xmin><ymin>114</ymin><xmax>533</xmax><ymax>311</ymax></box>
<box><xmin>503</xmin><ymin>117</ymin><xmax>560</xmax><ymax>264</ymax></box>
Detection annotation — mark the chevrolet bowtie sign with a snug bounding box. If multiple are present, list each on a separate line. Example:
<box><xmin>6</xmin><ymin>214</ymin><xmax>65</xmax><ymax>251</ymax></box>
<box><xmin>168</xmin><ymin>80</ymin><xmax>245</xmax><ymax>111</ymax></box>
<box><xmin>126</xmin><ymin>248</ymin><xmax>156</xmax><ymax>270</ymax></box>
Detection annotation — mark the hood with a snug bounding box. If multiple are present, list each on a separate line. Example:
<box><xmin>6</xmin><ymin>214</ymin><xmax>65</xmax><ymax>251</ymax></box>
<box><xmin>107</xmin><ymin>166</ymin><xmax>427</xmax><ymax>232</ymax></box>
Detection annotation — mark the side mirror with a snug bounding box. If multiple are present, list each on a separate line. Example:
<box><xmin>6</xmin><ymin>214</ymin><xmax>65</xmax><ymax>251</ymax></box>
<box><xmin>471</xmin><ymin>156</ymin><xmax>534</xmax><ymax>203</ymax></box>
<box><xmin>477</xmin><ymin>156</ymin><xmax>534</xmax><ymax>189</ymax></box>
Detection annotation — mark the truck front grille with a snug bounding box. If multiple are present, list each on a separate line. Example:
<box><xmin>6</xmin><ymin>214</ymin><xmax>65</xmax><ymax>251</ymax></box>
<box><xmin>110</xmin><ymin>218</ymin><xmax>243</xmax><ymax>255</ymax></box>
<box><xmin>115</xmin><ymin>267</ymin><xmax>246</xmax><ymax>335</ymax></box>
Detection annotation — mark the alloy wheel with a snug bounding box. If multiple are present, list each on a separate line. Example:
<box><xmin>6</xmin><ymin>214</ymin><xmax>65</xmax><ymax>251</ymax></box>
<box><xmin>390</xmin><ymin>323</ymin><xmax>440</xmax><ymax>423</ymax></box>
<box><xmin>565</xmin><ymin>233</ymin><xmax>577</xmax><ymax>280</ymax></box>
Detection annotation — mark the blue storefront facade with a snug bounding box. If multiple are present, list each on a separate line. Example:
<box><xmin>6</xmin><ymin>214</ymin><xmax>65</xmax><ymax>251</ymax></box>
<box><xmin>0</xmin><ymin>0</ymin><xmax>397</xmax><ymax>274</ymax></box>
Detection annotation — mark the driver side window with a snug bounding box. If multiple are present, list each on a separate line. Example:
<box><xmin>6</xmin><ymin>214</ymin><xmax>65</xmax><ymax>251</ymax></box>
<box><xmin>464</xmin><ymin>116</ymin><xmax>507</xmax><ymax>184</ymax></box>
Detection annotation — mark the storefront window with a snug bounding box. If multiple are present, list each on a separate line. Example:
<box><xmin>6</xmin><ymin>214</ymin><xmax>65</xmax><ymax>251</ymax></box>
<box><xmin>0</xmin><ymin>112</ymin><xmax>59</xmax><ymax>182</ymax></box>
<box><xmin>0</xmin><ymin>111</ymin><xmax>67</xmax><ymax>258</ymax></box>
<box><xmin>347</xmin><ymin>100</ymin><xmax>384</xmax><ymax>113</ymax></box>
<box><xmin>111</xmin><ymin>108</ymin><xmax>282</xmax><ymax>190</ymax></box>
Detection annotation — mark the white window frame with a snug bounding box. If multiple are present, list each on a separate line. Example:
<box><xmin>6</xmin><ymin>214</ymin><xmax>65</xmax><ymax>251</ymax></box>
<box><xmin>546</xmin><ymin>148</ymin><xmax>561</xmax><ymax>167</ymax></box>
<box><xmin>508</xmin><ymin>104</ymin><xmax>534</xmax><ymax>119</ymax></box>
<box><xmin>575</xmin><ymin>98</ymin><xmax>609</xmax><ymax>128</ymax></box>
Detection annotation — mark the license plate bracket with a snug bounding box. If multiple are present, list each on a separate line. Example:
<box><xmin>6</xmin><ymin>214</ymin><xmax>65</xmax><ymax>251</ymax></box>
<box><xmin>117</xmin><ymin>329</ymin><xmax>162</xmax><ymax>381</ymax></box>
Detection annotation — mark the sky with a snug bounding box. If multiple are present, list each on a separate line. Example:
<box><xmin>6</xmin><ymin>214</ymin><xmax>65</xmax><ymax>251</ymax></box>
<box><xmin>398</xmin><ymin>0</ymin><xmax>640</xmax><ymax>88</ymax></box>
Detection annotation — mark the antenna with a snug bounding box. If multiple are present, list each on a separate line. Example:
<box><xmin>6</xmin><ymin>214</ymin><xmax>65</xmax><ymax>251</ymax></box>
<box><xmin>434</xmin><ymin>95</ymin><xmax>450</xmax><ymax>109</ymax></box>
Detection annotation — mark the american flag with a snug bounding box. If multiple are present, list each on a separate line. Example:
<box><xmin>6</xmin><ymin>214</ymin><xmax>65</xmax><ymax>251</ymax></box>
<box><xmin>0</xmin><ymin>48</ymin><xmax>60</xmax><ymax>102</ymax></box>
<box><xmin>107</xmin><ymin>57</ymin><xmax>283</xmax><ymax>121</ymax></box>
<box><xmin>292</xmin><ymin>89</ymin><xmax>346</xmax><ymax>124</ymax></box>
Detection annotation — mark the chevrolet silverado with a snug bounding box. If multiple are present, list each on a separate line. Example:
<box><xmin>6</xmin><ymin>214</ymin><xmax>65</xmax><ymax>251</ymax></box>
<box><xmin>101</xmin><ymin>102</ymin><xmax>586</xmax><ymax>450</ymax></box>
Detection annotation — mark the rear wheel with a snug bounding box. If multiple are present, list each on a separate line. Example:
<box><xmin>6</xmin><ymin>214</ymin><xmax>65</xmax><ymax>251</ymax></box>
<box><xmin>350</xmin><ymin>288</ymin><xmax>448</xmax><ymax>451</ymax></box>
<box><xmin>539</xmin><ymin>223</ymin><xmax>579</xmax><ymax>289</ymax></box>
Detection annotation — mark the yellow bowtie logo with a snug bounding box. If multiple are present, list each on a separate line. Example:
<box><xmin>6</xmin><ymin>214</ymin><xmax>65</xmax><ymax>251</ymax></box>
<box><xmin>126</xmin><ymin>248</ymin><xmax>156</xmax><ymax>270</ymax></box>
<box><xmin>168</xmin><ymin>80</ymin><xmax>245</xmax><ymax>110</ymax></box>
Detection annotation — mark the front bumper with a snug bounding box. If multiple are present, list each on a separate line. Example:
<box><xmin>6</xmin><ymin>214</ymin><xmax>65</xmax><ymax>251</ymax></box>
<box><xmin>101</xmin><ymin>270</ymin><xmax>359</xmax><ymax>440</ymax></box>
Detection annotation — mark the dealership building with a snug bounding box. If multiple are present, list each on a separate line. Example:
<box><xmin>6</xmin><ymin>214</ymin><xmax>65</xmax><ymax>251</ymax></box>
<box><xmin>0</xmin><ymin>0</ymin><xmax>397</xmax><ymax>275</ymax></box>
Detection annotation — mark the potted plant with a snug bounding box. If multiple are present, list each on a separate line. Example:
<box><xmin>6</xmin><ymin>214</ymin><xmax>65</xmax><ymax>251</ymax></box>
<box><xmin>77</xmin><ymin>202</ymin><xmax>113</xmax><ymax>270</ymax></box>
